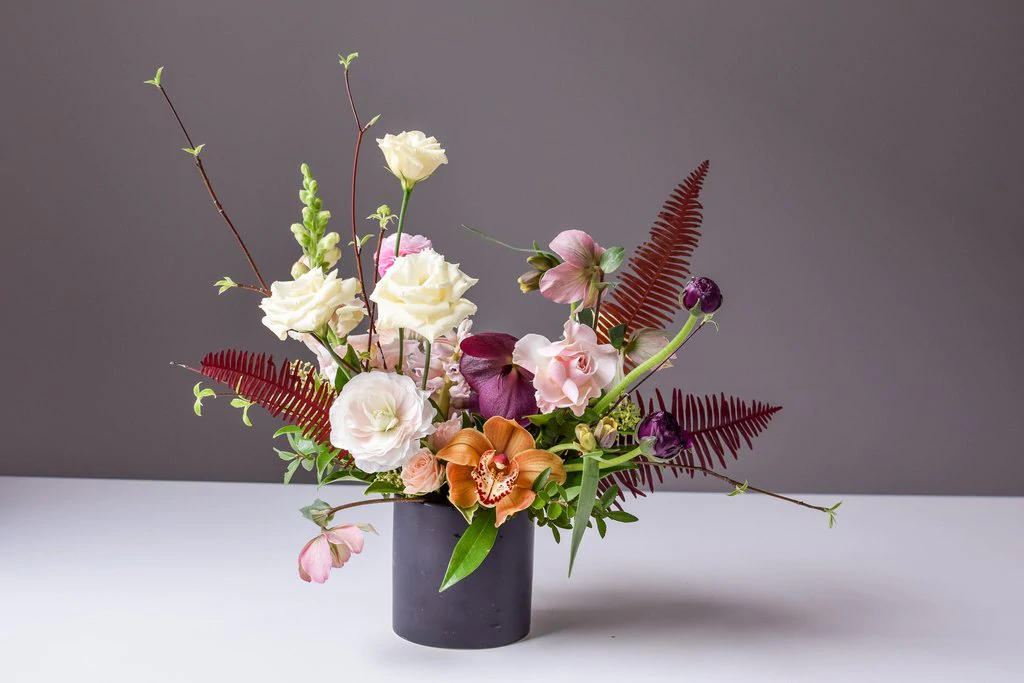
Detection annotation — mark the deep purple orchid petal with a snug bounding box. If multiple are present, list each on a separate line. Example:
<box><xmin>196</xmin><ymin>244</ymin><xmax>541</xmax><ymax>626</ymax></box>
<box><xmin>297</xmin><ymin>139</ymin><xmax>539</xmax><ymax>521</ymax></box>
<box><xmin>549</xmin><ymin>229</ymin><xmax>603</xmax><ymax>268</ymax></box>
<box><xmin>459</xmin><ymin>354</ymin><xmax>504</xmax><ymax>391</ymax></box>
<box><xmin>477</xmin><ymin>368</ymin><xmax>538</xmax><ymax>424</ymax></box>
<box><xmin>460</xmin><ymin>333</ymin><xmax>518</xmax><ymax>359</ymax></box>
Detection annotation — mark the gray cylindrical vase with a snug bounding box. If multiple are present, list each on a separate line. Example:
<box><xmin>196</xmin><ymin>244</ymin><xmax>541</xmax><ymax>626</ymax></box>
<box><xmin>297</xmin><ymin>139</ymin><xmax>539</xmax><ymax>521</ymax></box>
<box><xmin>392</xmin><ymin>501</ymin><xmax>534</xmax><ymax>649</ymax></box>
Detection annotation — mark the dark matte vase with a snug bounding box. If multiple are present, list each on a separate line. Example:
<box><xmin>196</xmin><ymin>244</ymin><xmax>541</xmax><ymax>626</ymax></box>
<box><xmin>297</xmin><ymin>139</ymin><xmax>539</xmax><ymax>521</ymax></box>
<box><xmin>392</xmin><ymin>501</ymin><xmax>534</xmax><ymax>648</ymax></box>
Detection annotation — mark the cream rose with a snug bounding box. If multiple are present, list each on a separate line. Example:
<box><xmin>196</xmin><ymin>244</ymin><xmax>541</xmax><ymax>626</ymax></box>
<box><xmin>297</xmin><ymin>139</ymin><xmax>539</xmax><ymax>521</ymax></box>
<box><xmin>260</xmin><ymin>268</ymin><xmax>364</xmax><ymax>341</ymax></box>
<box><xmin>369</xmin><ymin>249</ymin><xmax>478</xmax><ymax>340</ymax></box>
<box><xmin>377</xmin><ymin>131</ymin><xmax>448</xmax><ymax>189</ymax></box>
<box><xmin>329</xmin><ymin>372</ymin><xmax>435</xmax><ymax>473</ymax></box>
<box><xmin>400</xmin><ymin>448</ymin><xmax>445</xmax><ymax>494</ymax></box>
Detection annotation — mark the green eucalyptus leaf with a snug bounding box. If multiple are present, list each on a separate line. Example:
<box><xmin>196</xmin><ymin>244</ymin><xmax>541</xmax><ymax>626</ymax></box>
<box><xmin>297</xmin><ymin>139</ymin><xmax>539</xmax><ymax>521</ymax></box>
<box><xmin>595</xmin><ymin>515</ymin><xmax>607</xmax><ymax>538</ymax></box>
<box><xmin>439</xmin><ymin>508</ymin><xmax>498</xmax><ymax>592</ymax></box>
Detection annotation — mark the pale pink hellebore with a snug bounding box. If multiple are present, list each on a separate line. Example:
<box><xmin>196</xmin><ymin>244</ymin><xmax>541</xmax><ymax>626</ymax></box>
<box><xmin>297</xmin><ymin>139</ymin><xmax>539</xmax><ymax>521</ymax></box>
<box><xmin>297</xmin><ymin>524</ymin><xmax>376</xmax><ymax>584</ymax></box>
<box><xmin>538</xmin><ymin>230</ymin><xmax>606</xmax><ymax>308</ymax></box>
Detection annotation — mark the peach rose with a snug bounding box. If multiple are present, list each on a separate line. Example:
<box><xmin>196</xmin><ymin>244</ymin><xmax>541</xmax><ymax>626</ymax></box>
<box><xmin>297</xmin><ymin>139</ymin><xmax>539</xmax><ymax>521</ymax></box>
<box><xmin>401</xmin><ymin>448</ymin><xmax>445</xmax><ymax>494</ymax></box>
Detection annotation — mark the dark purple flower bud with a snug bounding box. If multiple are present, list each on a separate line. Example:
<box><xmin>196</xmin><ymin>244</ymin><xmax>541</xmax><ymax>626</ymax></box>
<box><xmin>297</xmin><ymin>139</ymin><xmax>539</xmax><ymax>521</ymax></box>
<box><xmin>636</xmin><ymin>410</ymin><xmax>693</xmax><ymax>459</ymax></box>
<box><xmin>459</xmin><ymin>333</ymin><xmax>538</xmax><ymax>424</ymax></box>
<box><xmin>681</xmin><ymin>277</ymin><xmax>722</xmax><ymax>314</ymax></box>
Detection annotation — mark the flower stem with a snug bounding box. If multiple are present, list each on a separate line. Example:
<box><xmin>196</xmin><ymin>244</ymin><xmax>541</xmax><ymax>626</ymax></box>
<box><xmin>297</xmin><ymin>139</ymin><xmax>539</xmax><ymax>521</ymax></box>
<box><xmin>310</xmin><ymin>332</ymin><xmax>360</xmax><ymax>377</ymax></box>
<box><xmin>648</xmin><ymin>462</ymin><xmax>834</xmax><ymax>514</ymax></box>
<box><xmin>154</xmin><ymin>84</ymin><xmax>267</xmax><ymax>290</ymax></box>
<box><xmin>563</xmin><ymin>446</ymin><xmax>644</xmax><ymax>472</ymax></box>
<box><xmin>421</xmin><ymin>340</ymin><xmax>432</xmax><ymax>390</ymax></box>
<box><xmin>394</xmin><ymin>187</ymin><xmax>413</xmax><ymax>374</ymax></box>
<box><xmin>593</xmin><ymin>312</ymin><xmax>701</xmax><ymax>415</ymax></box>
<box><xmin>323</xmin><ymin>496</ymin><xmax>427</xmax><ymax>518</ymax></box>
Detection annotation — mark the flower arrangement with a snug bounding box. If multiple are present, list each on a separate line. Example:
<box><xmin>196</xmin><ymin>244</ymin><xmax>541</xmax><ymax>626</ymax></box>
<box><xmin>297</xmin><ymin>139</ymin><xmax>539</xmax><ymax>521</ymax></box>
<box><xmin>146</xmin><ymin>55</ymin><xmax>840</xmax><ymax>592</ymax></box>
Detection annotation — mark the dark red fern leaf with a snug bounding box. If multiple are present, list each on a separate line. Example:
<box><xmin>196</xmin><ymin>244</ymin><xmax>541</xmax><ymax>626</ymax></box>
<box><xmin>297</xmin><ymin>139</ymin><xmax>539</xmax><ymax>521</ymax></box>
<box><xmin>597</xmin><ymin>160</ymin><xmax>709</xmax><ymax>346</ymax></box>
<box><xmin>199</xmin><ymin>349</ymin><xmax>343</xmax><ymax>456</ymax></box>
<box><xmin>601</xmin><ymin>388</ymin><xmax>782</xmax><ymax>498</ymax></box>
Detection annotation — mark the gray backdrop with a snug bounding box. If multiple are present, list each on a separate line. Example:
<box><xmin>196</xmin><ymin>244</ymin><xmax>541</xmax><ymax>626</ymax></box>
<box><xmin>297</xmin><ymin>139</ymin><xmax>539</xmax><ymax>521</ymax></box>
<box><xmin>2</xmin><ymin>1</ymin><xmax>1021</xmax><ymax>495</ymax></box>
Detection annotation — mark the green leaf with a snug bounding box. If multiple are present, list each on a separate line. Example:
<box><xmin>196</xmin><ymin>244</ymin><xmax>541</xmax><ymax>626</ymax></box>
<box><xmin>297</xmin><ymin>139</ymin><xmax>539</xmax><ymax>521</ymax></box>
<box><xmin>192</xmin><ymin>382</ymin><xmax>216</xmax><ymax>416</ymax></box>
<box><xmin>366</xmin><ymin>113</ymin><xmax>381</xmax><ymax>128</ymax></box>
<box><xmin>275</xmin><ymin>448</ymin><xmax>296</xmax><ymax>461</ymax></box>
<box><xmin>577</xmin><ymin>308</ymin><xmax>595</xmax><ymax>328</ymax></box>
<box><xmin>182</xmin><ymin>144</ymin><xmax>205</xmax><ymax>157</ymax></box>
<box><xmin>608</xmin><ymin>323</ymin><xmax>627</xmax><ymax>350</ymax></box>
<box><xmin>826</xmin><ymin>501</ymin><xmax>842</xmax><ymax>529</ymax></box>
<box><xmin>727</xmin><ymin>480</ymin><xmax>749</xmax><ymax>496</ymax></box>
<box><xmin>605</xmin><ymin>510</ymin><xmax>639</xmax><ymax>523</ymax></box>
<box><xmin>598</xmin><ymin>485</ymin><xmax>619</xmax><ymax>511</ymax></box>
<box><xmin>230</xmin><ymin>397</ymin><xmax>254</xmax><ymax>426</ymax></box>
<box><xmin>338</xmin><ymin>51</ymin><xmax>359</xmax><ymax>69</ymax></box>
<box><xmin>315</xmin><ymin>449</ymin><xmax>335</xmax><ymax>481</ymax></box>
<box><xmin>595</xmin><ymin>515</ymin><xmax>607</xmax><ymax>538</ymax></box>
<box><xmin>213</xmin><ymin>276</ymin><xmax>237</xmax><ymax>294</ymax></box>
<box><xmin>283</xmin><ymin>458</ymin><xmax>300</xmax><ymax>484</ymax></box>
<box><xmin>439</xmin><ymin>508</ymin><xmax>498</xmax><ymax>592</ymax></box>
<box><xmin>549</xmin><ymin>525</ymin><xmax>561</xmax><ymax>543</ymax></box>
<box><xmin>532</xmin><ymin>467</ymin><xmax>553</xmax><ymax>493</ymax></box>
<box><xmin>299</xmin><ymin>499</ymin><xmax>334</xmax><ymax>527</ymax></box>
<box><xmin>363</xmin><ymin>479</ymin><xmax>404</xmax><ymax>495</ymax></box>
<box><xmin>144</xmin><ymin>66</ymin><xmax>164</xmax><ymax>88</ymax></box>
<box><xmin>526</xmin><ymin>413</ymin><xmax>556</xmax><ymax>426</ymax></box>
<box><xmin>273</xmin><ymin>425</ymin><xmax>304</xmax><ymax>438</ymax></box>
<box><xmin>568</xmin><ymin>457</ymin><xmax>600</xmax><ymax>576</ymax></box>
<box><xmin>599</xmin><ymin>246</ymin><xmax>626</xmax><ymax>273</ymax></box>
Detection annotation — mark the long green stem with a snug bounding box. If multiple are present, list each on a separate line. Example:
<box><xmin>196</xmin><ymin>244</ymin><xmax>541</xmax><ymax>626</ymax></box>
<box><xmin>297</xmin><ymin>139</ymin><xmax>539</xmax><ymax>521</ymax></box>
<box><xmin>563</xmin><ymin>446</ymin><xmax>644</xmax><ymax>472</ymax></box>
<box><xmin>394</xmin><ymin>187</ymin><xmax>413</xmax><ymax>374</ymax></box>
<box><xmin>310</xmin><ymin>332</ymin><xmax>359</xmax><ymax>377</ymax></box>
<box><xmin>421</xmin><ymin>340</ymin><xmax>432</xmax><ymax>390</ymax></box>
<box><xmin>593</xmin><ymin>312</ymin><xmax>702</xmax><ymax>414</ymax></box>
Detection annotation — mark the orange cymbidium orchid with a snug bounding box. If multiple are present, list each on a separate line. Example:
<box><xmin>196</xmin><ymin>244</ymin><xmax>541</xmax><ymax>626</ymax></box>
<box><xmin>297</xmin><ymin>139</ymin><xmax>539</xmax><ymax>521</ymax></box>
<box><xmin>436</xmin><ymin>416</ymin><xmax>567</xmax><ymax>527</ymax></box>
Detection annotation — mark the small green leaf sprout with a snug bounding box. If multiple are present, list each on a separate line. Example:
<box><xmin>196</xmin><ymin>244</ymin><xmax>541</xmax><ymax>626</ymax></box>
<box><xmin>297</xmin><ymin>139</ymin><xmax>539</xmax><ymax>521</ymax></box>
<box><xmin>727</xmin><ymin>480</ymin><xmax>749</xmax><ymax>496</ymax></box>
<box><xmin>143</xmin><ymin>66</ymin><xmax>164</xmax><ymax>88</ymax></box>
<box><xmin>181</xmin><ymin>144</ymin><xmax>205</xmax><ymax>157</ymax></box>
<box><xmin>192</xmin><ymin>382</ymin><xmax>216</xmax><ymax>416</ymax></box>
<box><xmin>213</xmin><ymin>276</ymin><xmax>237</xmax><ymax>294</ymax></box>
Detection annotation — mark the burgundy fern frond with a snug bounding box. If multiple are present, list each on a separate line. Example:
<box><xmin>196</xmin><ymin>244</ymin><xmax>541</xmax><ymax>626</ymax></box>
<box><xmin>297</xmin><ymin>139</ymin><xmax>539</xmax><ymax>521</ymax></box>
<box><xmin>597</xmin><ymin>160</ymin><xmax>709</xmax><ymax>345</ymax></box>
<box><xmin>603</xmin><ymin>389</ymin><xmax>782</xmax><ymax>498</ymax></box>
<box><xmin>199</xmin><ymin>349</ymin><xmax>339</xmax><ymax>449</ymax></box>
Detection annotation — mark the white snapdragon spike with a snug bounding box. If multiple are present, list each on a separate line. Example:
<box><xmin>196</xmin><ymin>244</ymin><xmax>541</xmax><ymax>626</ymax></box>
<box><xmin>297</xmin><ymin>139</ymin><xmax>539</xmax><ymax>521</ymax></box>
<box><xmin>260</xmin><ymin>268</ymin><xmax>364</xmax><ymax>340</ymax></box>
<box><xmin>329</xmin><ymin>372</ymin><xmax>435</xmax><ymax>473</ymax></box>
<box><xmin>369</xmin><ymin>249</ymin><xmax>478</xmax><ymax>341</ymax></box>
<box><xmin>376</xmin><ymin>131</ymin><xmax>447</xmax><ymax>189</ymax></box>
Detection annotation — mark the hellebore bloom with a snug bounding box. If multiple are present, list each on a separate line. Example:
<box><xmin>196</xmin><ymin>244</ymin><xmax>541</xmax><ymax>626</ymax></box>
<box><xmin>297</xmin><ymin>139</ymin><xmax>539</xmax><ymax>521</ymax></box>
<box><xmin>459</xmin><ymin>333</ymin><xmax>539</xmax><ymax>422</ymax></box>
<box><xmin>636</xmin><ymin>410</ymin><xmax>694</xmax><ymax>459</ymax></box>
<box><xmin>437</xmin><ymin>417</ymin><xmax>567</xmax><ymax>526</ymax></box>
<box><xmin>297</xmin><ymin>523</ymin><xmax>376</xmax><ymax>584</ymax></box>
<box><xmin>539</xmin><ymin>230</ymin><xmax>606</xmax><ymax>308</ymax></box>
<box><xmin>681</xmin><ymin>276</ymin><xmax>723</xmax><ymax>314</ymax></box>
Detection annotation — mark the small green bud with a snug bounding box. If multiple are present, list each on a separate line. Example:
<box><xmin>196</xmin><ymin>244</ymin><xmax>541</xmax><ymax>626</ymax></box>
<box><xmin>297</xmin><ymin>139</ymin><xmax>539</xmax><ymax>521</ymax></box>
<box><xmin>308</xmin><ymin>179</ymin><xmax>318</xmax><ymax>194</ymax></box>
<box><xmin>593</xmin><ymin>417</ymin><xmax>619</xmax><ymax>448</ymax></box>
<box><xmin>302</xmin><ymin>207</ymin><xmax>314</xmax><ymax>224</ymax></box>
<box><xmin>290</xmin><ymin>223</ymin><xmax>306</xmax><ymax>238</ymax></box>
<box><xmin>301</xmin><ymin>163</ymin><xmax>311</xmax><ymax>177</ymax></box>
<box><xmin>518</xmin><ymin>270</ymin><xmax>542</xmax><ymax>293</ymax></box>
<box><xmin>322</xmin><ymin>247</ymin><xmax>342</xmax><ymax>270</ymax></box>
<box><xmin>317</xmin><ymin>210</ymin><xmax>331</xmax><ymax>224</ymax></box>
<box><xmin>527</xmin><ymin>253</ymin><xmax>558</xmax><ymax>272</ymax></box>
<box><xmin>575</xmin><ymin>424</ymin><xmax>597</xmax><ymax>452</ymax></box>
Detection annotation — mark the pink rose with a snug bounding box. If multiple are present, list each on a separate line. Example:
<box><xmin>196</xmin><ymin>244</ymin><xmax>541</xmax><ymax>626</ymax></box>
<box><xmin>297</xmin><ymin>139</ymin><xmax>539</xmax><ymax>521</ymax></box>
<box><xmin>428</xmin><ymin>413</ymin><xmax>464</xmax><ymax>451</ymax></box>
<box><xmin>400</xmin><ymin>448</ymin><xmax>445</xmax><ymax>494</ymax></box>
<box><xmin>298</xmin><ymin>523</ymin><xmax>376</xmax><ymax>584</ymax></box>
<box><xmin>513</xmin><ymin>320</ymin><xmax>619</xmax><ymax>417</ymax></box>
<box><xmin>376</xmin><ymin>233</ymin><xmax>433</xmax><ymax>277</ymax></box>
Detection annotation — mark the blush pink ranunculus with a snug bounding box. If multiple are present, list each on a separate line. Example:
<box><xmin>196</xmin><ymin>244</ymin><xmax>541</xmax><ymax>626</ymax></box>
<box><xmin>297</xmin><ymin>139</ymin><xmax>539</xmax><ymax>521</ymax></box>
<box><xmin>376</xmin><ymin>233</ymin><xmax>433</xmax><ymax>277</ymax></box>
<box><xmin>512</xmin><ymin>320</ymin><xmax>619</xmax><ymax>417</ymax></box>
<box><xmin>298</xmin><ymin>523</ymin><xmax>376</xmax><ymax>584</ymax></box>
<box><xmin>538</xmin><ymin>230</ymin><xmax>605</xmax><ymax>308</ymax></box>
<box><xmin>400</xmin><ymin>448</ymin><xmax>445</xmax><ymax>494</ymax></box>
<box><xmin>428</xmin><ymin>413</ymin><xmax>464</xmax><ymax>451</ymax></box>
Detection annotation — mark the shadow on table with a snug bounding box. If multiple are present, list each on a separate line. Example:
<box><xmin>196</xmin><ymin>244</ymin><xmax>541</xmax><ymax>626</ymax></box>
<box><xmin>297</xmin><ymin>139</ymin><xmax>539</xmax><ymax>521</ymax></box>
<box><xmin>530</xmin><ymin>583</ymin><xmax>913</xmax><ymax>643</ymax></box>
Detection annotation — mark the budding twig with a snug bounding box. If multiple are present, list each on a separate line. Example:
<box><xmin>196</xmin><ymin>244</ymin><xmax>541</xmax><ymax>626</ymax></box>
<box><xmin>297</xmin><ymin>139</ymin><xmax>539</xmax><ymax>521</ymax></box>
<box><xmin>154</xmin><ymin>83</ymin><xmax>268</xmax><ymax>291</ymax></box>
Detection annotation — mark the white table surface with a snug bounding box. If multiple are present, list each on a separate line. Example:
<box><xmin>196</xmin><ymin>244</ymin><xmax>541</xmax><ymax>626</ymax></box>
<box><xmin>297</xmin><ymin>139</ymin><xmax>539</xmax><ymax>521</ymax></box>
<box><xmin>1</xmin><ymin>476</ymin><xmax>1021</xmax><ymax>682</ymax></box>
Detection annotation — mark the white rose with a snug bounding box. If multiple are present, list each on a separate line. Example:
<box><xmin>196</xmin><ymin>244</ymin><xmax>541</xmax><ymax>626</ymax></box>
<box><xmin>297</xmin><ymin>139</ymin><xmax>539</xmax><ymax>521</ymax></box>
<box><xmin>377</xmin><ymin>131</ymin><xmax>448</xmax><ymax>189</ymax></box>
<box><xmin>260</xmin><ymin>269</ymin><xmax>364</xmax><ymax>341</ymax></box>
<box><xmin>329</xmin><ymin>372</ymin><xmax>436</xmax><ymax>473</ymax></box>
<box><xmin>369</xmin><ymin>249</ymin><xmax>477</xmax><ymax>340</ymax></box>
